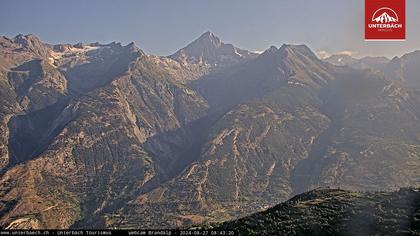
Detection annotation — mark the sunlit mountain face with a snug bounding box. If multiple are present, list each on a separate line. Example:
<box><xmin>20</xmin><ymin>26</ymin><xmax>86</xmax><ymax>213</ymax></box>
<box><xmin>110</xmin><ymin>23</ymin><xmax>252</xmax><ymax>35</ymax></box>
<box><xmin>0</xmin><ymin>32</ymin><xmax>419</xmax><ymax>233</ymax></box>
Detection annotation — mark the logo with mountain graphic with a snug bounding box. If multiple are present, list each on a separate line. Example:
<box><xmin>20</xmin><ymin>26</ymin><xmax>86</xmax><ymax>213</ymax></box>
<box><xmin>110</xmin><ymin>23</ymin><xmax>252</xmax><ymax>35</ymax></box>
<box><xmin>372</xmin><ymin>8</ymin><xmax>398</xmax><ymax>23</ymax></box>
<box><xmin>365</xmin><ymin>0</ymin><xmax>405</xmax><ymax>40</ymax></box>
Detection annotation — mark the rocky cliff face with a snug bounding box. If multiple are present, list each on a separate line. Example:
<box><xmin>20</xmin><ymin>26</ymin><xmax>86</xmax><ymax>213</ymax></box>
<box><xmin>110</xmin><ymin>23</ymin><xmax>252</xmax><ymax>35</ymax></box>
<box><xmin>0</xmin><ymin>34</ymin><xmax>57</xmax><ymax>171</ymax></box>
<box><xmin>0</xmin><ymin>33</ymin><xmax>419</xmax><ymax>229</ymax></box>
<box><xmin>0</xmin><ymin>34</ymin><xmax>209</xmax><ymax>228</ymax></box>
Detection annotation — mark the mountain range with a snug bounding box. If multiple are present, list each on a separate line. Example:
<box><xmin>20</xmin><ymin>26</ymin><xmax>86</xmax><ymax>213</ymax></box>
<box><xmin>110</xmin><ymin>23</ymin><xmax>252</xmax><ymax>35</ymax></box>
<box><xmin>324</xmin><ymin>52</ymin><xmax>420</xmax><ymax>89</ymax></box>
<box><xmin>0</xmin><ymin>32</ymin><xmax>419</xmax><ymax>230</ymax></box>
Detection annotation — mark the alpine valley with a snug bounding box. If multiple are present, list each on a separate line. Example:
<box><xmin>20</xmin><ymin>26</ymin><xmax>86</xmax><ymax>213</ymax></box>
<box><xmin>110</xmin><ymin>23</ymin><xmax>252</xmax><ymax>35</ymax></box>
<box><xmin>0</xmin><ymin>32</ymin><xmax>419</xmax><ymax>231</ymax></box>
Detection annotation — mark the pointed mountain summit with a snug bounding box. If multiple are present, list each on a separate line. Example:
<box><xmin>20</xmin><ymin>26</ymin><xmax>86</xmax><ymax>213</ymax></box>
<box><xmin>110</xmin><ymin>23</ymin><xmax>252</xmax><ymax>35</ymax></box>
<box><xmin>256</xmin><ymin>44</ymin><xmax>328</xmax><ymax>77</ymax></box>
<box><xmin>194</xmin><ymin>31</ymin><xmax>222</xmax><ymax>48</ymax></box>
<box><xmin>278</xmin><ymin>44</ymin><xmax>320</xmax><ymax>61</ymax></box>
<box><xmin>169</xmin><ymin>31</ymin><xmax>257</xmax><ymax>67</ymax></box>
<box><xmin>257</xmin><ymin>44</ymin><xmax>321</xmax><ymax>65</ymax></box>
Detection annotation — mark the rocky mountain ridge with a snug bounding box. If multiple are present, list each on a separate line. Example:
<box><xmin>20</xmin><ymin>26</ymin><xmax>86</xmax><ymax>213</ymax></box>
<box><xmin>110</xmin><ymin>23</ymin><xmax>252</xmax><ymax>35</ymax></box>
<box><xmin>215</xmin><ymin>188</ymin><xmax>420</xmax><ymax>235</ymax></box>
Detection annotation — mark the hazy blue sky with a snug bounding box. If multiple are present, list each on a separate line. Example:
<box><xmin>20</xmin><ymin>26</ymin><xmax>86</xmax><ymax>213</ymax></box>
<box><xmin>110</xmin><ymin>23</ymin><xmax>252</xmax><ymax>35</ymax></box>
<box><xmin>1</xmin><ymin>0</ymin><xmax>419</xmax><ymax>58</ymax></box>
